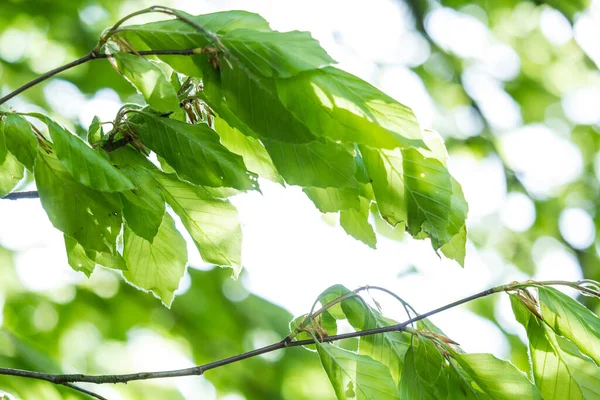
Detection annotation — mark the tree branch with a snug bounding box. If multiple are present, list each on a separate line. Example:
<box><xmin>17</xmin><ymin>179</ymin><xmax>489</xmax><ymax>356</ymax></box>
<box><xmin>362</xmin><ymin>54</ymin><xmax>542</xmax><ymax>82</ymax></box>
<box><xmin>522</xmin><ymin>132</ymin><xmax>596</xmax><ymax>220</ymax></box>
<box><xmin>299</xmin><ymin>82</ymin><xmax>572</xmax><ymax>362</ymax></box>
<box><xmin>2</xmin><ymin>191</ymin><xmax>39</xmax><ymax>200</ymax></box>
<box><xmin>0</xmin><ymin>49</ymin><xmax>198</xmax><ymax>106</ymax></box>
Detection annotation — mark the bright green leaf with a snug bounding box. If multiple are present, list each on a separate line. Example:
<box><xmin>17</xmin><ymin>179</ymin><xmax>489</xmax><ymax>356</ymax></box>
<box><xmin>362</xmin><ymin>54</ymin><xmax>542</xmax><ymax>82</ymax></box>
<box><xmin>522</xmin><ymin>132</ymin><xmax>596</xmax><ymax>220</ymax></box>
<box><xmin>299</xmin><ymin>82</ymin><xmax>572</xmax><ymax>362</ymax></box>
<box><xmin>0</xmin><ymin>152</ymin><xmax>24</xmax><ymax>197</ymax></box>
<box><xmin>340</xmin><ymin>197</ymin><xmax>376</xmax><ymax>248</ymax></box>
<box><xmin>154</xmin><ymin>172</ymin><xmax>242</xmax><ymax>276</ymax></box>
<box><xmin>87</xmin><ymin>116</ymin><xmax>104</xmax><ymax>145</ymax></box>
<box><xmin>317</xmin><ymin>342</ymin><xmax>400</xmax><ymax>400</ymax></box>
<box><xmin>113</xmin><ymin>53</ymin><xmax>179</xmax><ymax>113</ymax></box>
<box><xmin>303</xmin><ymin>187</ymin><xmax>361</xmax><ymax>213</ymax></box>
<box><xmin>35</xmin><ymin>152</ymin><xmax>123</xmax><ymax>253</ymax></box>
<box><xmin>130</xmin><ymin>112</ymin><xmax>257</xmax><ymax>190</ymax></box>
<box><xmin>0</xmin><ymin>116</ymin><xmax>7</xmax><ymax>165</ymax></box>
<box><xmin>123</xmin><ymin>213</ymin><xmax>187</xmax><ymax>307</ymax></box>
<box><xmin>33</xmin><ymin>114</ymin><xmax>134</xmax><ymax>192</ymax></box>
<box><xmin>2</xmin><ymin>113</ymin><xmax>38</xmax><ymax>171</ymax></box>
<box><xmin>221</xmin><ymin>29</ymin><xmax>335</xmax><ymax>77</ymax></box>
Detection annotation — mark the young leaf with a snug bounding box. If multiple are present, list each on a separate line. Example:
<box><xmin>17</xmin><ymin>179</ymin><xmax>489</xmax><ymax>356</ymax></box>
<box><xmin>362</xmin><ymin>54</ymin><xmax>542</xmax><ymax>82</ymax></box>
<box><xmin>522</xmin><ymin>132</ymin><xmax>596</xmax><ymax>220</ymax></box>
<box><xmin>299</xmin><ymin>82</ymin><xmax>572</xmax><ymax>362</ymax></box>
<box><xmin>154</xmin><ymin>172</ymin><xmax>242</xmax><ymax>277</ymax></box>
<box><xmin>221</xmin><ymin>29</ymin><xmax>335</xmax><ymax>77</ymax></box>
<box><xmin>87</xmin><ymin>116</ymin><xmax>104</xmax><ymax>145</ymax></box>
<box><xmin>403</xmin><ymin>148</ymin><xmax>452</xmax><ymax>248</ymax></box>
<box><xmin>119</xmin><ymin>165</ymin><xmax>166</xmax><ymax>242</ymax></box>
<box><xmin>340</xmin><ymin>197</ymin><xmax>377</xmax><ymax>249</ymax></box>
<box><xmin>113</xmin><ymin>53</ymin><xmax>179</xmax><ymax>113</ymax></box>
<box><xmin>214</xmin><ymin>117</ymin><xmax>283</xmax><ymax>184</ymax></box>
<box><xmin>123</xmin><ymin>213</ymin><xmax>187</xmax><ymax>307</ymax></box>
<box><xmin>32</xmin><ymin>114</ymin><xmax>134</xmax><ymax>192</ymax></box>
<box><xmin>399</xmin><ymin>338</ymin><xmax>448</xmax><ymax>400</ymax></box>
<box><xmin>303</xmin><ymin>187</ymin><xmax>361</xmax><ymax>213</ymax></box>
<box><xmin>35</xmin><ymin>152</ymin><xmax>123</xmax><ymax>253</ymax></box>
<box><xmin>2</xmin><ymin>113</ymin><xmax>38</xmax><ymax>171</ymax></box>
<box><xmin>64</xmin><ymin>235</ymin><xmax>126</xmax><ymax>277</ymax></box>
<box><xmin>538</xmin><ymin>286</ymin><xmax>600</xmax><ymax>365</ymax></box>
<box><xmin>276</xmin><ymin>67</ymin><xmax>424</xmax><ymax>149</ymax></box>
<box><xmin>440</xmin><ymin>177</ymin><xmax>468</xmax><ymax>265</ymax></box>
<box><xmin>317</xmin><ymin>342</ymin><xmax>400</xmax><ymax>400</ymax></box>
<box><xmin>440</xmin><ymin>224</ymin><xmax>467</xmax><ymax>266</ymax></box>
<box><xmin>454</xmin><ymin>353</ymin><xmax>543</xmax><ymax>400</ymax></box>
<box><xmin>263</xmin><ymin>139</ymin><xmax>357</xmax><ymax>188</ymax></box>
<box><xmin>130</xmin><ymin>112</ymin><xmax>257</xmax><ymax>190</ymax></box>
<box><xmin>0</xmin><ymin>152</ymin><xmax>24</xmax><ymax>197</ymax></box>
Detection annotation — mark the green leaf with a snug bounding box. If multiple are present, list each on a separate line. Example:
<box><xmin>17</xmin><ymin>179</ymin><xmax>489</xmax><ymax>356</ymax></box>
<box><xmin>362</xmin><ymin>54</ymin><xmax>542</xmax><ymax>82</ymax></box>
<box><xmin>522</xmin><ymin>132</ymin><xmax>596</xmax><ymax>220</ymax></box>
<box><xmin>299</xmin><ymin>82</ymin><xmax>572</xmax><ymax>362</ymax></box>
<box><xmin>0</xmin><ymin>152</ymin><xmax>24</xmax><ymax>197</ymax></box>
<box><xmin>130</xmin><ymin>112</ymin><xmax>257</xmax><ymax>190</ymax></box>
<box><xmin>154</xmin><ymin>172</ymin><xmax>242</xmax><ymax>277</ymax></box>
<box><xmin>441</xmin><ymin>224</ymin><xmax>467</xmax><ymax>266</ymax></box>
<box><xmin>447</xmin><ymin>363</ymin><xmax>490</xmax><ymax>400</ymax></box>
<box><xmin>113</xmin><ymin>53</ymin><xmax>179</xmax><ymax>113</ymax></box>
<box><xmin>317</xmin><ymin>342</ymin><xmax>400</xmax><ymax>400</ymax></box>
<box><xmin>33</xmin><ymin>114</ymin><xmax>134</xmax><ymax>192</ymax></box>
<box><xmin>263</xmin><ymin>139</ymin><xmax>357</xmax><ymax>188</ymax></box>
<box><xmin>214</xmin><ymin>117</ymin><xmax>283</xmax><ymax>184</ymax></box>
<box><xmin>441</xmin><ymin>177</ymin><xmax>468</xmax><ymax>265</ymax></box>
<box><xmin>64</xmin><ymin>235</ymin><xmax>126</xmax><ymax>276</ymax></box>
<box><xmin>403</xmin><ymin>148</ymin><xmax>452</xmax><ymax>248</ymax></box>
<box><xmin>2</xmin><ymin>113</ymin><xmax>38</xmax><ymax>171</ymax></box>
<box><xmin>359</xmin><ymin>146</ymin><xmax>406</xmax><ymax>227</ymax></box>
<box><xmin>399</xmin><ymin>338</ymin><xmax>448</xmax><ymax>400</ymax></box>
<box><xmin>526</xmin><ymin>313</ymin><xmax>600</xmax><ymax>400</ymax></box>
<box><xmin>0</xmin><ymin>116</ymin><xmax>7</xmax><ymax>165</ymax></box>
<box><xmin>303</xmin><ymin>187</ymin><xmax>361</xmax><ymax>213</ymax></box>
<box><xmin>289</xmin><ymin>311</ymin><xmax>337</xmax><ymax>350</ymax></box>
<box><xmin>119</xmin><ymin>165</ymin><xmax>166</xmax><ymax>242</ymax></box>
<box><xmin>35</xmin><ymin>152</ymin><xmax>123</xmax><ymax>253</ymax></box>
<box><xmin>454</xmin><ymin>353</ymin><xmax>542</xmax><ymax>400</ymax></box>
<box><xmin>221</xmin><ymin>29</ymin><xmax>335</xmax><ymax>77</ymax></box>
<box><xmin>120</xmin><ymin>10</ymin><xmax>271</xmax><ymax>77</ymax></box>
<box><xmin>340</xmin><ymin>197</ymin><xmax>376</xmax><ymax>249</ymax></box>
<box><xmin>87</xmin><ymin>116</ymin><xmax>104</xmax><ymax>145</ymax></box>
<box><xmin>276</xmin><ymin>67</ymin><xmax>424</xmax><ymax>149</ymax></box>
<box><xmin>538</xmin><ymin>286</ymin><xmax>600</xmax><ymax>366</ymax></box>
<box><xmin>123</xmin><ymin>213</ymin><xmax>187</xmax><ymax>307</ymax></box>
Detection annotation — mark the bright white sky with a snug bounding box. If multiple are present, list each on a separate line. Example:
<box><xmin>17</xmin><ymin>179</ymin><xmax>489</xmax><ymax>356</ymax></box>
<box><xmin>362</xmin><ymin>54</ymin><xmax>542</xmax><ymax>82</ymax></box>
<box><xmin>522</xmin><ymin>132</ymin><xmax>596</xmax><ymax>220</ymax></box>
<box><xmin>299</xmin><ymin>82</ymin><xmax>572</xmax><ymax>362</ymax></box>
<box><xmin>2</xmin><ymin>0</ymin><xmax>600</xmax><ymax>398</ymax></box>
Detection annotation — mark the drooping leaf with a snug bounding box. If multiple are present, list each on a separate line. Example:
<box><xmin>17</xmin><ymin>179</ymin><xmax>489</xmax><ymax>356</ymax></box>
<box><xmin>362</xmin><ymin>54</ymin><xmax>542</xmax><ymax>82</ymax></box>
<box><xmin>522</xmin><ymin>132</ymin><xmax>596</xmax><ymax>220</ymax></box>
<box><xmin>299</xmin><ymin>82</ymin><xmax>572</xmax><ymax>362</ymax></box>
<box><xmin>154</xmin><ymin>172</ymin><xmax>242</xmax><ymax>276</ymax></box>
<box><xmin>441</xmin><ymin>176</ymin><xmax>468</xmax><ymax>265</ymax></box>
<box><xmin>0</xmin><ymin>152</ymin><xmax>24</xmax><ymax>197</ymax></box>
<box><xmin>64</xmin><ymin>235</ymin><xmax>127</xmax><ymax>277</ymax></box>
<box><xmin>447</xmin><ymin>362</ymin><xmax>490</xmax><ymax>400</ymax></box>
<box><xmin>113</xmin><ymin>53</ymin><xmax>179</xmax><ymax>113</ymax></box>
<box><xmin>130</xmin><ymin>111</ymin><xmax>257</xmax><ymax>190</ymax></box>
<box><xmin>263</xmin><ymin>139</ymin><xmax>357</xmax><ymax>188</ymax></box>
<box><xmin>340</xmin><ymin>197</ymin><xmax>376</xmax><ymax>249</ymax></box>
<box><xmin>123</xmin><ymin>213</ymin><xmax>187</xmax><ymax>307</ymax></box>
<box><xmin>538</xmin><ymin>286</ymin><xmax>600</xmax><ymax>366</ymax></box>
<box><xmin>303</xmin><ymin>187</ymin><xmax>361</xmax><ymax>213</ymax></box>
<box><xmin>403</xmin><ymin>147</ymin><xmax>452</xmax><ymax>248</ymax></box>
<box><xmin>454</xmin><ymin>353</ymin><xmax>542</xmax><ymax>400</ymax></box>
<box><xmin>317</xmin><ymin>342</ymin><xmax>400</xmax><ymax>400</ymax></box>
<box><xmin>2</xmin><ymin>113</ymin><xmax>38</xmax><ymax>171</ymax></box>
<box><xmin>32</xmin><ymin>114</ymin><xmax>134</xmax><ymax>192</ymax></box>
<box><xmin>119</xmin><ymin>165</ymin><xmax>166</xmax><ymax>242</ymax></box>
<box><xmin>0</xmin><ymin>116</ymin><xmax>7</xmax><ymax>165</ymax></box>
<box><xmin>441</xmin><ymin>224</ymin><xmax>467</xmax><ymax>266</ymax></box>
<box><xmin>221</xmin><ymin>29</ymin><xmax>335</xmax><ymax>77</ymax></box>
<box><xmin>399</xmin><ymin>338</ymin><xmax>448</xmax><ymax>400</ymax></box>
<box><xmin>35</xmin><ymin>152</ymin><xmax>123</xmax><ymax>253</ymax></box>
<box><xmin>276</xmin><ymin>67</ymin><xmax>424</xmax><ymax>149</ymax></box>
<box><xmin>120</xmin><ymin>10</ymin><xmax>271</xmax><ymax>77</ymax></box>
<box><xmin>214</xmin><ymin>116</ymin><xmax>283</xmax><ymax>184</ymax></box>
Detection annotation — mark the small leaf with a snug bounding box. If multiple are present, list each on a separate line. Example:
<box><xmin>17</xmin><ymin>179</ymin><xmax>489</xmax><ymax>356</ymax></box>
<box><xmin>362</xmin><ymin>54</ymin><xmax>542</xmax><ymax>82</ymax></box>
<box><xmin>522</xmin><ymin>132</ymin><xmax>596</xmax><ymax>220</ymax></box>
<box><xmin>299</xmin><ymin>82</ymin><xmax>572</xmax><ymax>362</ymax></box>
<box><xmin>123</xmin><ymin>213</ymin><xmax>187</xmax><ymax>307</ymax></box>
<box><xmin>35</xmin><ymin>152</ymin><xmax>123</xmax><ymax>253</ymax></box>
<box><xmin>154</xmin><ymin>172</ymin><xmax>242</xmax><ymax>277</ymax></box>
<box><xmin>440</xmin><ymin>224</ymin><xmax>467</xmax><ymax>266</ymax></box>
<box><xmin>454</xmin><ymin>353</ymin><xmax>542</xmax><ymax>400</ymax></box>
<box><xmin>119</xmin><ymin>165</ymin><xmax>166</xmax><ymax>242</ymax></box>
<box><xmin>340</xmin><ymin>197</ymin><xmax>376</xmax><ymax>248</ymax></box>
<box><xmin>131</xmin><ymin>112</ymin><xmax>257</xmax><ymax>190</ymax></box>
<box><xmin>113</xmin><ymin>53</ymin><xmax>179</xmax><ymax>113</ymax></box>
<box><xmin>87</xmin><ymin>116</ymin><xmax>104</xmax><ymax>145</ymax></box>
<box><xmin>64</xmin><ymin>235</ymin><xmax>126</xmax><ymax>276</ymax></box>
<box><xmin>214</xmin><ymin>117</ymin><xmax>283</xmax><ymax>184</ymax></box>
<box><xmin>221</xmin><ymin>29</ymin><xmax>335</xmax><ymax>77</ymax></box>
<box><xmin>303</xmin><ymin>187</ymin><xmax>361</xmax><ymax>213</ymax></box>
<box><xmin>263</xmin><ymin>139</ymin><xmax>357</xmax><ymax>188</ymax></box>
<box><xmin>0</xmin><ymin>152</ymin><xmax>24</xmax><ymax>197</ymax></box>
<box><xmin>538</xmin><ymin>286</ymin><xmax>600</xmax><ymax>366</ymax></box>
<box><xmin>2</xmin><ymin>113</ymin><xmax>38</xmax><ymax>171</ymax></box>
<box><xmin>317</xmin><ymin>342</ymin><xmax>400</xmax><ymax>400</ymax></box>
<box><xmin>33</xmin><ymin>114</ymin><xmax>134</xmax><ymax>192</ymax></box>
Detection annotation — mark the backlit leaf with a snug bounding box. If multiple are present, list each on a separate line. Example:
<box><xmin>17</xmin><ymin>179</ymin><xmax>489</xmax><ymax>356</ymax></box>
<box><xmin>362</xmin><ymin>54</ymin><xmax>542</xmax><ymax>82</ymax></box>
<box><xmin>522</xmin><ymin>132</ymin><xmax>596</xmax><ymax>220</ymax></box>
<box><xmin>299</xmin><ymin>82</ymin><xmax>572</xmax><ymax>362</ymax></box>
<box><xmin>0</xmin><ymin>152</ymin><xmax>24</xmax><ymax>197</ymax></box>
<box><xmin>340</xmin><ymin>197</ymin><xmax>376</xmax><ymax>248</ymax></box>
<box><xmin>2</xmin><ymin>113</ymin><xmax>38</xmax><ymax>171</ymax></box>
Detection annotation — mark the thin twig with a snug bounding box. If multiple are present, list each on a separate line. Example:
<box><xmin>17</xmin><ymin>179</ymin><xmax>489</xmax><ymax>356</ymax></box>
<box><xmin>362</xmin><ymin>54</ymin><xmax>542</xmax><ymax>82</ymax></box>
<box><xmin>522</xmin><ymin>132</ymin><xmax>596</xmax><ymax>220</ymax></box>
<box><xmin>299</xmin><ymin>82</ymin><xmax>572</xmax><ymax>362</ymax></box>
<box><xmin>62</xmin><ymin>383</ymin><xmax>108</xmax><ymax>400</ymax></box>
<box><xmin>2</xmin><ymin>191</ymin><xmax>39</xmax><ymax>200</ymax></box>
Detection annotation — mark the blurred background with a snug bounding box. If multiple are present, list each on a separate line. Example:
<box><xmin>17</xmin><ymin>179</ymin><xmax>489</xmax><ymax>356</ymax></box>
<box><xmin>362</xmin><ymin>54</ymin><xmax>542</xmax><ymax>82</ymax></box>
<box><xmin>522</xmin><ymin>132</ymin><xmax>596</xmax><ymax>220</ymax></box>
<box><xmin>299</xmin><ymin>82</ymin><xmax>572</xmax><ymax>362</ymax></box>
<box><xmin>1</xmin><ymin>0</ymin><xmax>600</xmax><ymax>398</ymax></box>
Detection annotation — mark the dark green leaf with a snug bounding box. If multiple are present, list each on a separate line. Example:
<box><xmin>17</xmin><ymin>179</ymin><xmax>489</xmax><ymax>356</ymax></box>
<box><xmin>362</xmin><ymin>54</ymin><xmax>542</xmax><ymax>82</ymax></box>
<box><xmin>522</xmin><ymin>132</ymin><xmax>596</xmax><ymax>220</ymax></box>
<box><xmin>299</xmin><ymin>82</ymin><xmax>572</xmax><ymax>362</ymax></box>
<box><xmin>35</xmin><ymin>152</ymin><xmax>122</xmax><ymax>253</ymax></box>
<box><xmin>113</xmin><ymin>53</ymin><xmax>179</xmax><ymax>113</ymax></box>
<box><xmin>2</xmin><ymin>113</ymin><xmax>38</xmax><ymax>171</ymax></box>
<box><xmin>399</xmin><ymin>338</ymin><xmax>448</xmax><ymax>400</ymax></box>
<box><xmin>131</xmin><ymin>112</ymin><xmax>257</xmax><ymax>190</ymax></box>
<box><xmin>123</xmin><ymin>213</ymin><xmax>187</xmax><ymax>307</ymax></box>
